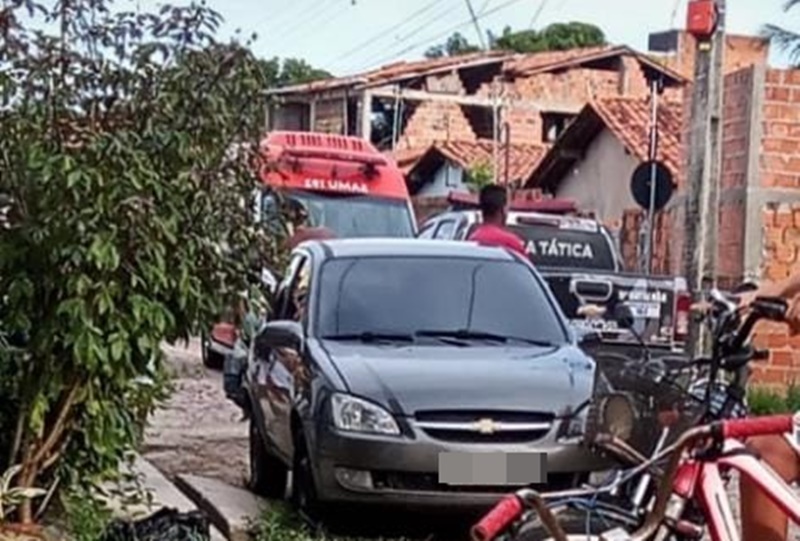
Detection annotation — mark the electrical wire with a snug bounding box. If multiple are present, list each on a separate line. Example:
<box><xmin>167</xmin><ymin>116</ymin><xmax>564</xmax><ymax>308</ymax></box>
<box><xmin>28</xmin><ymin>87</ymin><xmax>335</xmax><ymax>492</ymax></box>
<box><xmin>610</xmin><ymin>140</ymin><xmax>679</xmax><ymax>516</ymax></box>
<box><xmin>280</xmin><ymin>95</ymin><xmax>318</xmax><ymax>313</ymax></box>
<box><xmin>325</xmin><ymin>0</ymin><xmax>447</xmax><ymax>69</ymax></box>
<box><xmin>528</xmin><ymin>0</ymin><xmax>549</xmax><ymax>29</ymax></box>
<box><xmin>248</xmin><ymin>0</ymin><xmax>316</xmax><ymax>41</ymax></box>
<box><xmin>354</xmin><ymin>0</ymin><xmax>527</xmax><ymax>73</ymax></box>
<box><xmin>343</xmin><ymin>0</ymin><xmax>464</xmax><ymax>72</ymax></box>
<box><xmin>269</xmin><ymin>0</ymin><xmax>340</xmax><ymax>43</ymax></box>
<box><xmin>670</xmin><ymin>0</ymin><xmax>683</xmax><ymax>27</ymax></box>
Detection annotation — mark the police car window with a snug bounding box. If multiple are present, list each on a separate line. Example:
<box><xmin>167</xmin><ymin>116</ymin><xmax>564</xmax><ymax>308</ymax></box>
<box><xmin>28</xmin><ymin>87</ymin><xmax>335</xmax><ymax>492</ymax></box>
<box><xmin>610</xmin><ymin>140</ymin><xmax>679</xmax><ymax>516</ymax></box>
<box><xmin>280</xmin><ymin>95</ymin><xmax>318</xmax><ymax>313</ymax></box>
<box><xmin>433</xmin><ymin>220</ymin><xmax>456</xmax><ymax>239</ymax></box>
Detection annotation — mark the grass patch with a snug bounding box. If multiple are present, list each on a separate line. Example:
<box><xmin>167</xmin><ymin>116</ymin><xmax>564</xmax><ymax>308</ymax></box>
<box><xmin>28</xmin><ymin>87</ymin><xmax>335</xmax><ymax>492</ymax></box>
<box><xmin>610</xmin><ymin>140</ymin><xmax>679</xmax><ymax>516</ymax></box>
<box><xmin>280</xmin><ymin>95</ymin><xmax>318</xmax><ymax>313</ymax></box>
<box><xmin>59</xmin><ymin>488</ymin><xmax>112</xmax><ymax>541</ymax></box>
<box><xmin>748</xmin><ymin>381</ymin><xmax>800</xmax><ymax>415</ymax></box>
<box><xmin>249</xmin><ymin>504</ymin><xmax>411</xmax><ymax>541</ymax></box>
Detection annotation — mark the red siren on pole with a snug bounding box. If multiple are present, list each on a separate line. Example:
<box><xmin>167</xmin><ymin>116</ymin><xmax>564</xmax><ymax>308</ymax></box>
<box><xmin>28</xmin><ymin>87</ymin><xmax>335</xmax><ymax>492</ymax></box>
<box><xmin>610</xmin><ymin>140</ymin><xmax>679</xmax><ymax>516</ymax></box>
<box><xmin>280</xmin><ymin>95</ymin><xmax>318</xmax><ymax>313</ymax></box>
<box><xmin>686</xmin><ymin>0</ymin><xmax>719</xmax><ymax>40</ymax></box>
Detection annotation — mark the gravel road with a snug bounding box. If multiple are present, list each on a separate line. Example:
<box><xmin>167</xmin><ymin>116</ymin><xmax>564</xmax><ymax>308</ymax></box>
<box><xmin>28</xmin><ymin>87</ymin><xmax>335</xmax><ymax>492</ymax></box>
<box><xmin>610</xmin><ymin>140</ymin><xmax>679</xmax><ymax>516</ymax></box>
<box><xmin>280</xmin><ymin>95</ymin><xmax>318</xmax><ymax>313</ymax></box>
<box><xmin>142</xmin><ymin>339</ymin><xmax>249</xmax><ymax>488</ymax></box>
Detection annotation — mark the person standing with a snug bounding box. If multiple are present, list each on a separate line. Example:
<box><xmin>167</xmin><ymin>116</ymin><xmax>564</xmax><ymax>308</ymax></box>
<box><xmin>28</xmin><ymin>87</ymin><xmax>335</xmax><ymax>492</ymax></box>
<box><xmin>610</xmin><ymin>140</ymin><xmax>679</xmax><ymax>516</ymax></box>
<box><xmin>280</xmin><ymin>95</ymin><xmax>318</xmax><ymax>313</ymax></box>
<box><xmin>467</xmin><ymin>184</ymin><xmax>527</xmax><ymax>257</ymax></box>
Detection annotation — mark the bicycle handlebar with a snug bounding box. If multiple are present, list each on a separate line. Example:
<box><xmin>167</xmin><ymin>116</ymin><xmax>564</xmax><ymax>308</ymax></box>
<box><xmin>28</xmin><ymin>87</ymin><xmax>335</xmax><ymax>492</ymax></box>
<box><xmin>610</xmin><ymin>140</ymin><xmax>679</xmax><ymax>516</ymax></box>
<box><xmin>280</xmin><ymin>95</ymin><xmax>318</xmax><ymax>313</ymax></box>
<box><xmin>719</xmin><ymin>414</ymin><xmax>793</xmax><ymax>440</ymax></box>
<box><xmin>471</xmin><ymin>494</ymin><xmax>523</xmax><ymax>541</ymax></box>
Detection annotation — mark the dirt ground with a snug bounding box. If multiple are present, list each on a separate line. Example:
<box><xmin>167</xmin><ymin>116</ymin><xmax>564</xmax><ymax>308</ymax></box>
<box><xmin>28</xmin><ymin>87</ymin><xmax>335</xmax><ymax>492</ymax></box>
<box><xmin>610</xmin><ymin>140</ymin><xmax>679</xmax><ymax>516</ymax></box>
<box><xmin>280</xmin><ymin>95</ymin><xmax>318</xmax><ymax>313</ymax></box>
<box><xmin>142</xmin><ymin>339</ymin><xmax>249</xmax><ymax>488</ymax></box>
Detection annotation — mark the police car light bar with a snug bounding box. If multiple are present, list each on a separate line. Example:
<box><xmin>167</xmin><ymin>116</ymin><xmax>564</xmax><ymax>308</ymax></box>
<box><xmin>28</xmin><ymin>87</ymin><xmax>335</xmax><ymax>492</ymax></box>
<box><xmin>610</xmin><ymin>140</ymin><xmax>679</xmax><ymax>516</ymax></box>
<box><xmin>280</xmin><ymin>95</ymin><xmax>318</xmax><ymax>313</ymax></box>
<box><xmin>446</xmin><ymin>191</ymin><xmax>577</xmax><ymax>214</ymax></box>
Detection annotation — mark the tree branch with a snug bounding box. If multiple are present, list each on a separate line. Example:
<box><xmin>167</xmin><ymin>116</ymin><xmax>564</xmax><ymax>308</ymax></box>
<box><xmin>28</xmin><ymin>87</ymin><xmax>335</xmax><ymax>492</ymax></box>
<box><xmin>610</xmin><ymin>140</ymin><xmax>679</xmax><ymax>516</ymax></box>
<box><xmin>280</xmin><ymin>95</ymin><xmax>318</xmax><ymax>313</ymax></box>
<box><xmin>32</xmin><ymin>380</ymin><xmax>82</xmax><ymax>465</ymax></box>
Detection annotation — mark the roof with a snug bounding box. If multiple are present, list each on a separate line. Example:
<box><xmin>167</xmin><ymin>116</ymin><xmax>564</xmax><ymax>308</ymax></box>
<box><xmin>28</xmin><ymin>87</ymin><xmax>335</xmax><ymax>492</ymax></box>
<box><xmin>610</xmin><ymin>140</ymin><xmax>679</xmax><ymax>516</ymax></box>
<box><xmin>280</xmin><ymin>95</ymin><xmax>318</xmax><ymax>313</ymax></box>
<box><xmin>266</xmin><ymin>45</ymin><xmax>687</xmax><ymax>98</ymax></box>
<box><xmin>266</xmin><ymin>51</ymin><xmax>512</xmax><ymax>96</ymax></box>
<box><xmin>504</xmin><ymin>44</ymin><xmax>687</xmax><ymax>87</ymax></box>
<box><xmin>298</xmin><ymin>237</ymin><xmax>517</xmax><ymax>261</ymax></box>
<box><xmin>524</xmin><ymin>96</ymin><xmax>683</xmax><ymax>190</ymax></box>
<box><xmin>403</xmin><ymin>139</ymin><xmax>547</xmax><ymax>187</ymax></box>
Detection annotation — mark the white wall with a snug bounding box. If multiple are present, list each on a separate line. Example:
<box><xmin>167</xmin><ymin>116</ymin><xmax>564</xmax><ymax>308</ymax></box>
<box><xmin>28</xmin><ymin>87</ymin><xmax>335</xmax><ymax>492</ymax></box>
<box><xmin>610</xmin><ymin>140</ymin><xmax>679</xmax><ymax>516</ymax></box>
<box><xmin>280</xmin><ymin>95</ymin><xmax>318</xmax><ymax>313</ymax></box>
<box><xmin>554</xmin><ymin>129</ymin><xmax>640</xmax><ymax>223</ymax></box>
<box><xmin>416</xmin><ymin>161</ymin><xmax>471</xmax><ymax>197</ymax></box>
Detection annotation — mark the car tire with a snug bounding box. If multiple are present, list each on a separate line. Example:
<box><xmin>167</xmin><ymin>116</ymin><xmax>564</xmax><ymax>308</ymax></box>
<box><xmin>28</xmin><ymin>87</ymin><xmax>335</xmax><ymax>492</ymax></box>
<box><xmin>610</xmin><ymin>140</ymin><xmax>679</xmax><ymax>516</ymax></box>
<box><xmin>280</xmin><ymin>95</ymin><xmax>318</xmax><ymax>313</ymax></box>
<box><xmin>201</xmin><ymin>333</ymin><xmax>225</xmax><ymax>370</ymax></box>
<box><xmin>248</xmin><ymin>418</ymin><xmax>288</xmax><ymax>499</ymax></box>
<box><xmin>290</xmin><ymin>433</ymin><xmax>323</xmax><ymax>524</ymax></box>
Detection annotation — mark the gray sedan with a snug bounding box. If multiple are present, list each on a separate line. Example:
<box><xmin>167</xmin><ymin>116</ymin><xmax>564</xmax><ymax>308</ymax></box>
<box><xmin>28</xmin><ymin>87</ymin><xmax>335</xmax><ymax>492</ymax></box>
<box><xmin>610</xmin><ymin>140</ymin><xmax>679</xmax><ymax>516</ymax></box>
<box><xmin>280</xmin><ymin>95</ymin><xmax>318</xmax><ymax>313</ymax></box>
<box><xmin>241</xmin><ymin>238</ymin><xmax>609</xmax><ymax>519</ymax></box>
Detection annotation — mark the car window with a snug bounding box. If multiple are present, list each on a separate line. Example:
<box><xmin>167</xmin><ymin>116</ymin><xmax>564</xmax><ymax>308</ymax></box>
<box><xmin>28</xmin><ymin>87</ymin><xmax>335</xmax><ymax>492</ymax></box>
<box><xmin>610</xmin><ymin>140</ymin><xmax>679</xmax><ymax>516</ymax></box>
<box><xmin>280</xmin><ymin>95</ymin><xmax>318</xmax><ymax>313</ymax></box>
<box><xmin>289</xmin><ymin>258</ymin><xmax>312</xmax><ymax>324</ymax></box>
<box><xmin>275</xmin><ymin>253</ymin><xmax>307</xmax><ymax>319</ymax></box>
<box><xmin>316</xmin><ymin>256</ymin><xmax>568</xmax><ymax>345</ymax></box>
<box><xmin>433</xmin><ymin>220</ymin><xmax>456</xmax><ymax>239</ymax></box>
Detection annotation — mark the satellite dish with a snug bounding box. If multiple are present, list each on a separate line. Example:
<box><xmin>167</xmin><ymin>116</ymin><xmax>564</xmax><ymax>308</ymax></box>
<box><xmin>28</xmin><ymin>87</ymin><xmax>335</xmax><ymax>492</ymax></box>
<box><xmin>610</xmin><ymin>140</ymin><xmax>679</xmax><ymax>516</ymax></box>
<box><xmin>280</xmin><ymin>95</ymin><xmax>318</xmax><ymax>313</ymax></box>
<box><xmin>630</xmin><ymin>160</ymin><xmax>674</xmax><ymax>212</ymax></box>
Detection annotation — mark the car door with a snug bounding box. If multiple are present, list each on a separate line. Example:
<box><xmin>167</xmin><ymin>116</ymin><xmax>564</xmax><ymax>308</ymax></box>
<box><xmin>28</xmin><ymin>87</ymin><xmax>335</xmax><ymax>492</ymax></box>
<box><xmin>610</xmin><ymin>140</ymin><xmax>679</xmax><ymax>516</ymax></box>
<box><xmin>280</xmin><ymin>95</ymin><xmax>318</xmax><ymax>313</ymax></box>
<box><xmin>254</xmin><ymin>251</ymin><xmax>309</xmax><ymax>460</ymax></box>
<box><xmin>417</xmin><ymin>219</ymin><xmax>438</xmax><ymax>239</ymax></box>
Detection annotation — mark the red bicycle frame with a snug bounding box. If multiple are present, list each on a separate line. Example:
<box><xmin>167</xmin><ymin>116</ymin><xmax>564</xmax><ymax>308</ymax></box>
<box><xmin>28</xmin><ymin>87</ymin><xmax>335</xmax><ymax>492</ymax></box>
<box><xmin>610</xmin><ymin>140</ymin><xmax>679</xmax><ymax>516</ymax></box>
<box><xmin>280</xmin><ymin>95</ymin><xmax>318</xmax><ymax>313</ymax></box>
<box><xmin>673</xmin><ymin>437</ymin><xmax>800</xmax><ymax>541</ymax></box>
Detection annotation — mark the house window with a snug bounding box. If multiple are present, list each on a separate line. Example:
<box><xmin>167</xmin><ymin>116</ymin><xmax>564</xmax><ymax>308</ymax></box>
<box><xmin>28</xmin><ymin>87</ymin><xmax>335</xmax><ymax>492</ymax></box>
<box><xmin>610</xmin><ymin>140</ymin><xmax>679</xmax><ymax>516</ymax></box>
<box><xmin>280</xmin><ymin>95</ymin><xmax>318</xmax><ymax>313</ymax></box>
<box><xmin>541</xmin><ymin>113</ymin><xmax>574</xmax><ymax>143</ymax></box>
<box><xmin>444</xmin><ymin>163</ymin><xmax>460</xmax><ymax>188</ymax></box>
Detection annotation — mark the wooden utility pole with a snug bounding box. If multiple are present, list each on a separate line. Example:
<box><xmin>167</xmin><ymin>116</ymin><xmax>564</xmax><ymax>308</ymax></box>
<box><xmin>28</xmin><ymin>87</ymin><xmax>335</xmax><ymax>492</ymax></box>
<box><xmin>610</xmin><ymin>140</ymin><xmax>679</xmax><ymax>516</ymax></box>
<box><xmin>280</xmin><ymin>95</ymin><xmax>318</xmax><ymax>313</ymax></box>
<box><xmin>683</xmin><ymin>0</ymin><xmax>726</xmax><ymax>357</ymax></box>
<box><xmin>705</xmin><ymin>0</ymin><xmax>726</xmax><ymax>286</ymax></box>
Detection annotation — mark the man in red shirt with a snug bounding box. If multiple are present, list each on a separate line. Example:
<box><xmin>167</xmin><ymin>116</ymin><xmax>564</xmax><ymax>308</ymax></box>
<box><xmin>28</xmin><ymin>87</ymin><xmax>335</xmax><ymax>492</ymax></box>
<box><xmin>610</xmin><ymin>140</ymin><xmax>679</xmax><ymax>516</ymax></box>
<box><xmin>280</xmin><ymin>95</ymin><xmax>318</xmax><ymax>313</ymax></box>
<box><xmin>467</xmin><ymin>184</ymin><xmax>527</xmax><ymax>257</ymax></box>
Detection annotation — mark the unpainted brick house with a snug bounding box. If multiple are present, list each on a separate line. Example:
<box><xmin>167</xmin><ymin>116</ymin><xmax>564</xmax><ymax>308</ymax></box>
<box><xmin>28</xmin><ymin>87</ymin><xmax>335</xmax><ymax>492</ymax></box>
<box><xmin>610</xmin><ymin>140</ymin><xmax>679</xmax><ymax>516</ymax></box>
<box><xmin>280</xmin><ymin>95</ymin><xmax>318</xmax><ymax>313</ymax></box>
<box><xmin>263</xmin><ymin>42</ymin><xmax>688</xmax><ymax>187</ymax></box>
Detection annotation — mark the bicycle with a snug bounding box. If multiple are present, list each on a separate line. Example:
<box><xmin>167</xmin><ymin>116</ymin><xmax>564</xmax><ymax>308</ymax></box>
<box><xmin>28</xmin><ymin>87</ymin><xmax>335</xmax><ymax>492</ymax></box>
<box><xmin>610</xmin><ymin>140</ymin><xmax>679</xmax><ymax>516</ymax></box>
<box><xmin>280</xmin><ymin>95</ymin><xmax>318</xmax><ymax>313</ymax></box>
<box><xmin>472</xmin><ymin>291</ymin><xmax>789</xmax><ymax>541</ymax></box>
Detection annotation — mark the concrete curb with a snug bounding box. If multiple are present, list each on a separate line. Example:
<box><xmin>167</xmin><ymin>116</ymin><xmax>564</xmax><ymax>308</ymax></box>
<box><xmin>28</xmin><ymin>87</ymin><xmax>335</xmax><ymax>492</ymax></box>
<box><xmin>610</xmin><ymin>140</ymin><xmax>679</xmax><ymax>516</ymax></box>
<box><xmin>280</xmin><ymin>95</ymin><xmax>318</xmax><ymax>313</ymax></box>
<box><xmin>98</xmin><ymin>454</ymin><xmax>226</xmax><ymax>541</ymax></box>
<box><xmin>174</xmin><ymin>474</ymin><xmax>269</xmax><ymax>541</ymax></box>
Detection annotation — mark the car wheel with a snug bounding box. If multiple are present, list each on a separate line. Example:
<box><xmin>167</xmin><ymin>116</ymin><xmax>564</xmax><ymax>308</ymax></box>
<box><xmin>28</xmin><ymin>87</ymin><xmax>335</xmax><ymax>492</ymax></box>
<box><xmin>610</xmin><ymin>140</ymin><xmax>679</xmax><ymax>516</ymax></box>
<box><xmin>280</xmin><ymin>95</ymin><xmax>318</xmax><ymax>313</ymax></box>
<box><xmin>510</xmin><ymin>504</ymin><xmax>637</xmax><ymax>541</ymax></box>
<box><xmin>248</xmin><ymin>418</ymin><xmax>288</xmax><ymax>499</ymax></box>
<box><xmin>290</xmin><ymin>434</ymin><xmax>323</xmax><ymax>524</ymax></box>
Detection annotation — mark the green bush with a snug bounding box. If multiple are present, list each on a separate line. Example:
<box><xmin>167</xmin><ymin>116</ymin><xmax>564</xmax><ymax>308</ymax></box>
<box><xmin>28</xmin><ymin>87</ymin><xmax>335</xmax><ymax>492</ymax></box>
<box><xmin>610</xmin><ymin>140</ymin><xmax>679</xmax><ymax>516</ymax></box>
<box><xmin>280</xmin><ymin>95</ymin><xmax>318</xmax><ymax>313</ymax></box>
<box><xmin>0</xmin><ymin>0</ymin><xmax>286</xmax><ymax>522</ymax></box>
<box><xmin>748</xmin><ymin>382</ymin><xmax>800</xmax><ymax>415</ymax></box>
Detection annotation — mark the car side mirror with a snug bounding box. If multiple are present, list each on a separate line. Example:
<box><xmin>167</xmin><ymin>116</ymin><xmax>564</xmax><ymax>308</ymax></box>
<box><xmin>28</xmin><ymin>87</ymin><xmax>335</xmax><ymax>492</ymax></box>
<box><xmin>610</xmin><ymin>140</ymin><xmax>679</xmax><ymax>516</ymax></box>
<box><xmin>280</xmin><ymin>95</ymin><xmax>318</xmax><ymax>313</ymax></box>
<box><xmin>613</xmin><ymin>304</ymin><xmax>636</xmax><ymax>330</ymax></box>
<box><xmin>254</xmin><ymin>320</ymin><xmax>303</xmax><ymax>357</ymax></box>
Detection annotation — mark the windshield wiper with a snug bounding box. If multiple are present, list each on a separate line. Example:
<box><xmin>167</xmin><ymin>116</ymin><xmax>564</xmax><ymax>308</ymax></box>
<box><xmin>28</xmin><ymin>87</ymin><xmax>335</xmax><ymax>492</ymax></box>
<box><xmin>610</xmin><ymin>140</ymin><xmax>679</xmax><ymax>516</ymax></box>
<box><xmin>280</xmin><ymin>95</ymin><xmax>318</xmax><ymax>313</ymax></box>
<box><xmin>415</xmin><ymin>329</ymin><xmax>558</xmax><ymax>347</ymax></box>
<box><xmin>322</xmin><ymin>331</ymin><xmax>415</xmax><ymax>343</ymax></box>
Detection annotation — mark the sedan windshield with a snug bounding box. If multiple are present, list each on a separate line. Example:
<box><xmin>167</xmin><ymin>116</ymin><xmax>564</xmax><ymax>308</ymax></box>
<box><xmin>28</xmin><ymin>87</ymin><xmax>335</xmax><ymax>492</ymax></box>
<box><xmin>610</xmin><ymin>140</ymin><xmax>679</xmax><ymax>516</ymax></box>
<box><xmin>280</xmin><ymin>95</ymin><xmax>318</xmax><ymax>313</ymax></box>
<box><xmin>316</xmin><ymin>257</ymin><xmax>569</xmax><ymax>346</ymax></box>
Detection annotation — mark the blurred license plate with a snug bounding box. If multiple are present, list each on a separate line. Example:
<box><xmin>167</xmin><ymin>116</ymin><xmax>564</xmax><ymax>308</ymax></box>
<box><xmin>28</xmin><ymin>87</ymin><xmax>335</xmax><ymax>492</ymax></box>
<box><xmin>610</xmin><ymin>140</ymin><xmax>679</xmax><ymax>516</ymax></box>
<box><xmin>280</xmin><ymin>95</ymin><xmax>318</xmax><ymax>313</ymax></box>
<box><xmin>438</xmin><ymin>451</ymin><xmax>547</xmax><ymax>485</ymax></box>
<box><xmin>628</xmin><ymin>301</ymin><xmax>660</xmax><ymax>319</ymax></box>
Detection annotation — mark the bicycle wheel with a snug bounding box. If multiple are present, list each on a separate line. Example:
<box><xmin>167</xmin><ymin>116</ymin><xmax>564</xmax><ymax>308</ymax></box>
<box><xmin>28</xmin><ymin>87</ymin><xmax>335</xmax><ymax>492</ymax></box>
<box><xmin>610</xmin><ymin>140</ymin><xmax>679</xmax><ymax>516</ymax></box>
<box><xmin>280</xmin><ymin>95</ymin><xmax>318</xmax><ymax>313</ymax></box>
<box><xmin>509</xmin><ymin>504</ymin><xmax>636</xmax><ymax>541</ymax></box>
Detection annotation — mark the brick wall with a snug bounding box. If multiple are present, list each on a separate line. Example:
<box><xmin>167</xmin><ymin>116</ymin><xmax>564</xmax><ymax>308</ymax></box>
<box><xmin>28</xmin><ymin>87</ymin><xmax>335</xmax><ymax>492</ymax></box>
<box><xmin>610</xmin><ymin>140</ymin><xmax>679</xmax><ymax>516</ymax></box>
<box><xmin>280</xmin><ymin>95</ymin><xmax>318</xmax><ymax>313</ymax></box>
<box><xmin>717</xmin><ymin>67</ymin><xmax>757</xmax><ymax>284</ymax></box>
<box><xmin>313</xmin><ymin>98</ymin><xmax>345</xmax><ymax>134</ymax></box>
<box><xmin>751</xmin><ymin>204</ymin><xmax>800</xmax><ymax>387</ymax></box>
<box><xmin>737</xmin><ymin>68</ymin><xmax>800</xmax><ymax>388</ymax></box>
<box><xmin>658</xmin><ymin>32</ymin><xmax>769</xmax><ymax>79</ymax></box>
<box><xmin>618</xmin><ymin>209</ymin><xmax>672</xmax><ymax>274</ymax></box>
<box><xmin>397</xmin><ymin>101</ymin><xmax>477</xmax><ymax>149</ymax></box>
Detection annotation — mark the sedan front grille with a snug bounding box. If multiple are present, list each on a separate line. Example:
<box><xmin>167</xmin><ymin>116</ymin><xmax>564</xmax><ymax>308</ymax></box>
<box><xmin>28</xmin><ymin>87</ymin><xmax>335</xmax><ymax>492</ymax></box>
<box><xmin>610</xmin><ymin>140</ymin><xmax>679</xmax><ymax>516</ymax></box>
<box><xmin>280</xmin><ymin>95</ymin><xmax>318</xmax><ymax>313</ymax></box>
<box><xmin>372</xmin><ymin>471</ymin><xmax>578</xmax><ymax>493</ymax></box>
<box><xmin>413</xmin><ymin>410</ymin><xmax>555</xmax><ymax>443</ymax></box>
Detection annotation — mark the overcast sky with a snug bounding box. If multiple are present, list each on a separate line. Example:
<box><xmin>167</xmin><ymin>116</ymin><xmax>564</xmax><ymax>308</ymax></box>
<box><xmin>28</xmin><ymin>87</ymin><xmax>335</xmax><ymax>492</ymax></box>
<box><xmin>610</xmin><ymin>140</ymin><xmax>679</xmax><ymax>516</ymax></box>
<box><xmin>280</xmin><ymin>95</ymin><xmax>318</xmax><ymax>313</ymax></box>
<box><xmin>130</xmin><ymin>0</ymin><xmax>792</xmax><ymax>75</ymax></box>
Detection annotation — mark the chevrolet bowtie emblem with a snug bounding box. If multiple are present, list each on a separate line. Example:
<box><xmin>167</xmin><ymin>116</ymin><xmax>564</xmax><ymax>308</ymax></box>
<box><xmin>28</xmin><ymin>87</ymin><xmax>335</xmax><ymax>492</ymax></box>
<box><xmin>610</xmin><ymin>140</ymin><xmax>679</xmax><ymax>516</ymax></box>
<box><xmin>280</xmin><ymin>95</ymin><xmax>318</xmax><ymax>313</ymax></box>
<box><xmin>474</xmin><ymin>418</ymin><xmax>499</xmax><ymax>434</ymax></box>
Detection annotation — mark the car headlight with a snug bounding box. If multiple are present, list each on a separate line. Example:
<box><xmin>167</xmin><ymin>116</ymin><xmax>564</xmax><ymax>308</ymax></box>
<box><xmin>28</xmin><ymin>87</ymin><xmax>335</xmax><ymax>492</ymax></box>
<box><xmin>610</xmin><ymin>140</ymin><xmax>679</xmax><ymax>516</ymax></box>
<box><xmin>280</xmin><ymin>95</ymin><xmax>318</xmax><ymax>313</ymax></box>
<box><xmin>596</xmin><ymin>393</ymin><xmax>636</xmax><ymax>441</ymax></box>
<box><xmin>330</xmin><ymin>393</ymin><xmax>400</xmax><ymax>435</ymax></box>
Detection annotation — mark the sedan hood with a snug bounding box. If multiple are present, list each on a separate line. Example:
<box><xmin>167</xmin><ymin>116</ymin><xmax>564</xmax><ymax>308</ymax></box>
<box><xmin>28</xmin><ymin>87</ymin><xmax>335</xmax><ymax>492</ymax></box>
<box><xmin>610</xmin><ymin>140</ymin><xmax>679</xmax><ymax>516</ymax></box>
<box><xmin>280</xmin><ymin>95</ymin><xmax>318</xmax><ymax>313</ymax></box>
<box><xmin>321</xmin><ymin>342</ymin><xmax>595</xmax><ymax>417</ymax></box>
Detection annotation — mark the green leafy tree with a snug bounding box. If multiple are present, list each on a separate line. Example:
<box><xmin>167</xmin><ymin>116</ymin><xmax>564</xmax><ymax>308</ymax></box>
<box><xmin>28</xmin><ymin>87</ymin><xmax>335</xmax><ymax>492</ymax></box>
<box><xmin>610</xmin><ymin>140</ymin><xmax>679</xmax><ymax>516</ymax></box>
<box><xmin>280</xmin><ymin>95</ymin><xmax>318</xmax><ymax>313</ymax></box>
<box><xmin>492</xmin><ymin>22</ymin><xmax>606</xmax><ymax>53</ymax></box>
<box><xmin>464</xmin><ymin>161</ymin><xmax>494</xmax><ymax>193</ymax></box>
<box><xmin>762</xmin><ymin>0</ymin><xmax>800</xmax><ymax>65</ymax></box>
<box><xmin>426</xmin><ymin>22</ymin><xmax>606</xmax><ymax>58</ymax></box>
<box><xmin>424</xmin><ymin>32</ymin><xmax>481</xmax><ymax>58</ymax></box>
<box><xmin>0</xmin><ymin>0</ymin><xmax>288</xmax><ymax>522</ymax></box>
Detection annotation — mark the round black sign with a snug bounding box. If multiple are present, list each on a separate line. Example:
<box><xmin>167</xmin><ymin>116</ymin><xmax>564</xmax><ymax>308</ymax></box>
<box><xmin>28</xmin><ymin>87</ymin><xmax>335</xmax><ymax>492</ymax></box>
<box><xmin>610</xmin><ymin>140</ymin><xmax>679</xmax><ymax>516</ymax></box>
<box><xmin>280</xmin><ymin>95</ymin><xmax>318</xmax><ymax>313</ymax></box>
<box><xmin>630</xmin><ymin>160</ymin><xmax>674</xmax><ymax>212</ymax></box>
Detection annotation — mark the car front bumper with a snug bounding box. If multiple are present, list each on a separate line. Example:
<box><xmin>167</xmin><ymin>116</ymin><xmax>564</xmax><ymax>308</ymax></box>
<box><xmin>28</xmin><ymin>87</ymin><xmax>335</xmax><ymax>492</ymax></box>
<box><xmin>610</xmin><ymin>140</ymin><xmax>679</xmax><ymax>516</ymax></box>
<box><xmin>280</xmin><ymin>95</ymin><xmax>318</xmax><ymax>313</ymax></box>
<box><xmin>309</xmin><ymin>422</ymin><xmax>612</xmax><ymax>508</ymax></box>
